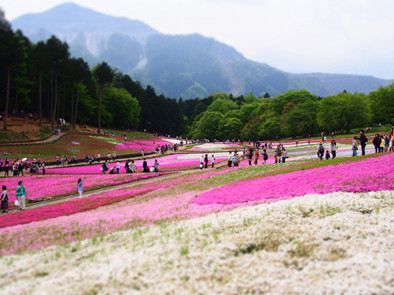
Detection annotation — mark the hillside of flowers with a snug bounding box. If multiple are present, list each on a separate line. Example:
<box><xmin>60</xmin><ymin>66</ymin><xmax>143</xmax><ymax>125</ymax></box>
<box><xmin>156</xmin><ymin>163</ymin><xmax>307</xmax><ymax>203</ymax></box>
<box><xmin>0</xmin><ymin>136</ymin><xmax>392</xmax><ymax>294</ymax></box>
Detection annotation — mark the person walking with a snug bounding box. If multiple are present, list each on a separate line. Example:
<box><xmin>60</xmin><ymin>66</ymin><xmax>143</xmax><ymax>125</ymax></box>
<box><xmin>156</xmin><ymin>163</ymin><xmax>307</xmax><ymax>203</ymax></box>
<box><xmin>357</xmin><ymin>130</ymin><xmax>368</xmax><ymax>156</ymax></box>
<box><xmin>130</xmin><ymin>160</ymin><xmax>136</xmax><ymax>173</ymax></box>
<box><xmin>154</xmin><ymin>159</ymin><xmax>159</xmax><ymax>172</ymax></box>
<box><xmin>384</xmin><ymin>136</ymin><xmax>390</xmax><ymax>152</ymax></box>
<box><xmin>330</xmin><ymin>140</ymin><xmax>337</xmax><ymax>159</ymax></box>
<box><xmin>227</xmin><ymin>152</ymin><xmax>233</xmax><ymax>167</ymax></box>
<box><xmin>200</xmin><ymin>155</ymin><xmax>204</xmax><ymax>170</ymax></box>
<box><xmin>242</xmin><ymin>148</ymin><xmax>246</xmax><ymax>160</ymax></box>
<box><xmin>101</xmin><ymin>161</ymin><xmax>107</xmax><ymax>174</ymax></box>
<box><xmin>248</xmin><ymin>148</ymin><xmax>253</xmax><ymax>165</ymax></box>
<box><xmin>4</xmin><ymin>161</ymin><xmax>9</xmax><ymax>177</ymax></box>
<box><xmin>281</xmin><ymin>147</ymin><xmax>287</xmax><ymax>163</ymax></box>
<box><xmin>379</xmin><ymin>135</ymin><xmax>385</xmax><ymax>153</ymax></box>
<box><xmin>373</xmin><ymin>134</ymin><xmax>381</xmax><ymax>153</ymax></box>
<box><xmin>1</xmin><ymin>185</ymin><xmax>8</xmax><ymax>213</ymax></box>
<box><xmin>325</xmin><ymin>150</ymin><xmax>331</xmax><ymax>160</ymax></box>
<box><xmin>204</xmin><ymin>154</ymin><xmax>208</xmax><ymax>169</ymax></box>
<box><xmin>352</xmin><ymin>136</ymin><xmax>358</xmax><ymax>157</ymax></box>
<box><xmin>254</xmin><ymin>149</ymin><xmax>259</xmax><ymax>165</ymax></box>
<box><xmin>77</xmin><ymin>178</ymin><xmax>85</xmax><ymax>198</ymax></box>
<box><xmin>276</xmin><ymin>146</ymin><xmax>282</xmax><ymax>163</ymax></box>
<box><xmin>41</xmin><ymin>162</ymin><xmax>46</xmax><ymax>175</ymax></box>
<box><xmin>116</xmin><ymin>161</ymin><xmax>120</xmax><ymax>174</ymax></box>
<box><xmin>211</xmin><ymin>155</ymin><xmax>215</xmax><ymax>168</ymax></box>
<box><xmin>16</xmin><ymin>181</ymin><xmax>26</xmax><ymax>210</ymax></box>
<box><xmin>262</xmin><ymin>149</ymin><xmax>268</xmax><ymax>164</ymax></box>
<box><xmin>317</xmin><ymin>142</ymin><xmax>324</xmax><ymax>160</ymax></box>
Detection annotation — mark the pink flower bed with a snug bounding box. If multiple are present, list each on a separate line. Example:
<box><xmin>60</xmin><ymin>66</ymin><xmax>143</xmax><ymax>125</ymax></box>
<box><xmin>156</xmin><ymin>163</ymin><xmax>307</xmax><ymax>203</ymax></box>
<box><xmin>1</xmin><ymin>173</ymin><xmax>163</xmax><ymax>203</ymax></box>
<box><xmin>115</xmin><ymin>139</ymin><xmax>170</xmax><ymax>151</ymax></box>
<box><xmin>0</xmin><ymin>168</ymin><xmax>236</xmax><ymax>255</ymax></box>
<box><xmin>0</xmin><ymin>187</ymin><xmax>154</xmax><ymax>229</ymax></box>
<box><xmin>45</xmin><ymin>154</ymin><xmax>228</xmax><ymax>174</ymax></box>
<box><xmin>192</xmin><ymin>153</ymin><xmax>394</xmax><ymax>205</ymax></box>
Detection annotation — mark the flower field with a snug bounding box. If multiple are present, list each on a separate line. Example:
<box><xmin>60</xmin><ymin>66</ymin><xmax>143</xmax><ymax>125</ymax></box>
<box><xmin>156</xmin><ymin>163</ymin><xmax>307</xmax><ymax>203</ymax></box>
<box><xmin>45</xmin><ymin>153</ymin><xmax>228</xmax><ymax>174</ymax></box>
<box><xmin>0</xmin><ymin>135</ymin><xmax>392</xmax><ymax>294</ymax></box>
<box><xmin>1</xmin><ymin>173</ymin><xmax>164</xmax><ymax>203</ymax></box>
<box><xmin>193</xmin><ymin>153</ymin><xmax>394</xmax><ymax>205</ymax></box>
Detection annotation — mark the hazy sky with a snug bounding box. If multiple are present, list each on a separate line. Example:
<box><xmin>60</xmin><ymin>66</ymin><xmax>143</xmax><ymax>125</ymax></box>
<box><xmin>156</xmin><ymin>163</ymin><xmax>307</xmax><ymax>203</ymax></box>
<box><xmin>2</xmin><ymin>0</ymin><xmax>394</xmax><ymax>79</ymax></box>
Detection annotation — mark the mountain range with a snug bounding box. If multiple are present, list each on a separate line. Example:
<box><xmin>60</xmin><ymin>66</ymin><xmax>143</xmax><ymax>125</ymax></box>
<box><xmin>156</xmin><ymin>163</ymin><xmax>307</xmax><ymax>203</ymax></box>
<box><xmin>11</xmin><ymin>2</ymin><xmax>393</xmax><ymax>99</ymax></box>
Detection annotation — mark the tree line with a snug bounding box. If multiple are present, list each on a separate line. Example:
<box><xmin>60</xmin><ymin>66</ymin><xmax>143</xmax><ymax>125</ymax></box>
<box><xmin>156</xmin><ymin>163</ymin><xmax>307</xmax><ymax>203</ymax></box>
<box><xmin>1</xmin><ymin>10</ymin><xmax>393</xmax><ymax>139</ymax></box>
<box><xmin>184</xmin><ymin>86</ymin><xmax>393</xmax><ymax>140</ymax></box>
<box><xmin>0</xmin><ymin>12</ymin><xmax>183</xmax><ymax>135</ymax></box>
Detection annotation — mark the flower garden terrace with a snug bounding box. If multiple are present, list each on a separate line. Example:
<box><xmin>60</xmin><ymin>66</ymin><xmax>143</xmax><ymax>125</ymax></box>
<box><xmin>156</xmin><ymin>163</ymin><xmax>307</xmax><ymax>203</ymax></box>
<box><xmin>0</xmin><ymin>138</ymin><xmax>392</xmax><ymax>294</ymax></box>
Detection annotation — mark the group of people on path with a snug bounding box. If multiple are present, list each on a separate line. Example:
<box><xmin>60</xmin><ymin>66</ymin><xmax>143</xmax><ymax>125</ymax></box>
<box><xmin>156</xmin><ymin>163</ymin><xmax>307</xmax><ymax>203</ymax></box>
<box><xmin>0</xmin><ymin>158</ymin><xmax>46</xmax><ymax>177</ymax></box>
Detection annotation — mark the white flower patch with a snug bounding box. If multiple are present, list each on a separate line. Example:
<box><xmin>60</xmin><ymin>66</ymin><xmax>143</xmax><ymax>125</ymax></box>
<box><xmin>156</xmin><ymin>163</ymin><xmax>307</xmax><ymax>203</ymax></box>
<box><xmin>1</xmin><ymin>191</ymin><xmax>393</xmax><ymax>294</ymax></box>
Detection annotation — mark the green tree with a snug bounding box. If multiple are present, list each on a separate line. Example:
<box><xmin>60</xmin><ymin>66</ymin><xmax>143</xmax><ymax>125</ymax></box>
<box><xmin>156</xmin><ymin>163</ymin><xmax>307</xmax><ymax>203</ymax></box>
<box><xmin>259</xmin><ymin>118</ymin><xmax>281</xmax><ymax>139</ymax></box>
<box><xmin>103</xmin><ymin>87</ymin><xmax>140</xmax><ymax>128</ymax></box>
<box><xmin>317</xmin><ymin>92</ymin><xmax>371</xmax><ymax>133</ymax></box>
<box><xmin>220</xmin><ymin>117</ymin><xmax>243</xmax><ymax>139</ymax></box>
<box><xmin>369</xmin><ymin>83</ymin><xmax>394</xmax><ymax>124</ymax></box>
<box><xmin>0</xmin><ymin>29</ymin><xmax>24</xmax><ymax>130</ymax></box>
<box><xmin>207</xmin><ymin>98</ymin><xmax>238</xmax><ymax>114</ymax></box>
<box><xmin>196</xmin><ymin>111</ymin><xmax>223</xmax><ymax>139</ymax></box>
<box><xmin>92</xmin><ymin>62</ymin><xmax>114</xmax><ymax>133</ymax></box>
<box><xmin>285</xmin><ymin>101</ymin><xmax>320</xmax><ymax>138</ymax></box>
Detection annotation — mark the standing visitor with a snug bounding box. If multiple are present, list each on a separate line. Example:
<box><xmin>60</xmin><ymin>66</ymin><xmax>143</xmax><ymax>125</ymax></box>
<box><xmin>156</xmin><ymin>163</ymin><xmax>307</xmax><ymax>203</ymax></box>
<box><xmin>131</xmin><ymin>161</ymin><xmax>136</xmax><ymax>173</ymax></box>
<box><xmin>357</xmin><ymin>130</ymin><xmax>368</xmax><ymax>156</ymax></box>
<box><xmin>154</xmin><ymin>159</ymin><xmax>159</xmax><ymax>172</ymax></box>
<box><xmin>373</xmin><ymin>134</ymin><xmax>381</xmax><ymax>153</ymax></box>
<box><xmin>276</xmin><ymin>146</ymin><xmax>282</xmax><ymax>163</ymax></box>
<box><xmin>112</xmin><ymin>152</ymin><xmax>116</xmax><ymax>162</ymax></box>
<box><xmin>97</xmin><ymin>153</ymin><xmax>101</xmax><ymax>163</ymax></box>
<box><xmin>107</xmin><ymin>153</ymin><xmax>111</xmax><ymax>162</ymax></box>
<box><xmin>125</xmin><ymin>160</ymin><xmax>130</xmax><ymax>173</ymax></box>
<box><xmin>4</xmin><ymin>161</ymin><xmax>9</xmax><ymax>177</ymax></box>
<box><xmin>77</xmin><ymin>178</ymin><xmax>84</xmax><ymax>198</ymax></box>
<box><xmin>236</xmin><ymin>153</ymin><xmax>241</xmax><ymax>166</ymax></box>
<box><xmin>141</xmin><ymin>150</ymin><xmax>145</xmax><ymax>157</ymax></box>
<box><xmin>116</xmin><ymin>161</ymin><xmax>120</xmax><ymax>174</ymax></box>
<box><xmin>352</xmin><ymin>136</ymin><xmax>358</xmax><ymax>157</ymax></box>
<box><xmin>262</xmin><ymin>149</ymin><xmax>268</xmax><ymax>164</ymax></box>
<box><xmin>281</xmin><ymin>147</ymin><xmax>287</xmax><ymax>163</ymax></box>
<box><xmin>41</xmin><ymin>162</ymin><xmax>46</xmax><ymax>175</ymax></box>
<box><xmin>16</xmin><ymin>181</ymin><xmax>26</xmax><ymax>210</ymax></box>
<box><xmin>204</xmin><ymin>154</ymin><xmax>208</xmax><ymax>169</ymax></box>
<box><xmin>325</xmin><ymin>150</ymin><xmax>331</xmax><ymax>160</ymax></box>
<box><xmin>330</xmin><ymin>140</ymin><xmax>337</xmax><ymax>159</ymax></box>
<box><xmin>1</xmin><ymin>185</ymin><xmax>8</xmax><ymax>213</ymax></box>
<box><xmin>143</xmin><ymin>159</ymin><xmax>149</xmax><ymax>172</ymax></box>
<box><xmin>56</xmin><ymin>155</ymin><xmax>60</xmax><ymax>166</ymax></box>
<box><xmin>379</xmin><ymin>135</ymin><xmax>385</xmax><ymax>153</ymax></box>
<box><xmin>384</xmin><ymin>136</ymin><xmax>390</xmax><ymax>152</ymax></box>
<box><xmin>211</xmin><ymin>155</ymin><xmax>215</xmax><ymax>168</ymax></box>
<box><xmin>317</xmin><ymin>142</ymin><xmax>324</xmax><ymax>160</ymax></box>
<box><xmin>228</xmin><ymin>152</ymin><xmax>233</xmax><ymax>167</ymax></box>
<box><xmin>232</xmin><ymin>153</ymin><xmax>237</xmax><ymax>167</ymax></box>
<box><xmin>101</xmin><ymin>162</ymin><xmax>107</xmax><ymax>174</ymax></box>
<box><xmin>200</xmin><ymin>155</ymin><xmax>204</xmax><ymax>169</ymax></box>
<box><xmin>242</xmin><ymin>148</ymin><xmax>246</xmax><ymax>160</ymax></box>
<box><xmin>254</xmin><ymin>149</ymin><xmax>259</xmax><ymax>165</ymax></box>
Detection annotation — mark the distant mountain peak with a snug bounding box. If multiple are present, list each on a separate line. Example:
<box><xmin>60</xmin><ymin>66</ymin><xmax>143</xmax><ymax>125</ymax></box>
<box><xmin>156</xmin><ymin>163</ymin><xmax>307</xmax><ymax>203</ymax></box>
<box><xmin>11</xmin><ymin>2</ymin><xmax>393</xmax><ymax>99</ymax></box>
